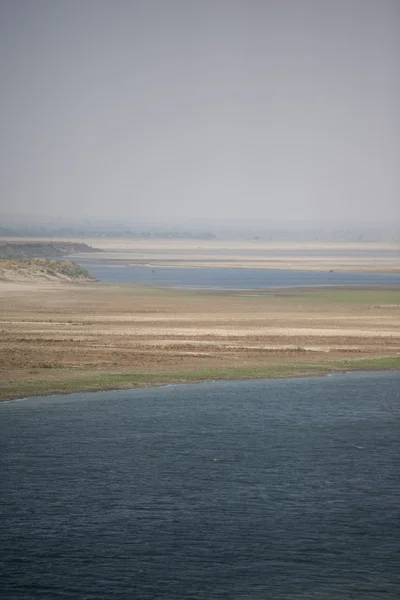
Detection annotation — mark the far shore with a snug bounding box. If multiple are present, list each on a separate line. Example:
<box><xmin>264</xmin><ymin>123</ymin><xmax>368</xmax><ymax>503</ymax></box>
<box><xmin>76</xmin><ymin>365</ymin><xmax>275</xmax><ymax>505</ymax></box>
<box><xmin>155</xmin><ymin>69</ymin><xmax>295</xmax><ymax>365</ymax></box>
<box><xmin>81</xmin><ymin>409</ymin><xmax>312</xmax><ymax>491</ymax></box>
<box><xmin>75</xmin><ymin>239</ymin><xmax>400</xmax><ymax>273</ymax></box>
<box><xmin>1</xmin><ymin>236</ymin><xmax>399</xmax><ymax>272</ymax></box>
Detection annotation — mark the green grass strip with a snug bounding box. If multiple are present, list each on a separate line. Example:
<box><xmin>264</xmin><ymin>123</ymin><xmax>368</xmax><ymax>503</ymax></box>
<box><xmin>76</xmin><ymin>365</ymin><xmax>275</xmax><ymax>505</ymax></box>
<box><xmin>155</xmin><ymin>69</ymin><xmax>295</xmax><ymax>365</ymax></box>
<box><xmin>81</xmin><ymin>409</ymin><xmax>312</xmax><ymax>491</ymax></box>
<box><xmin>1</xmin><ymin>356</ymin><xmax>399</xmax><ymax>401</ymax></box>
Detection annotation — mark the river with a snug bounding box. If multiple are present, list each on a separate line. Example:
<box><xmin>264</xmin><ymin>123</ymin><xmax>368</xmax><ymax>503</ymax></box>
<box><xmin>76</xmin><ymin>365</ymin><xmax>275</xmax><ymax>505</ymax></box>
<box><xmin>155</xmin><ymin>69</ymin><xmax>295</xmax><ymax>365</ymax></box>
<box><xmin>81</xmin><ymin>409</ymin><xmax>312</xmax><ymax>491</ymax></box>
<box><xmin>1</xmin><ymin>372</ymin><xmax>399</xmax><ymax>599</ymax></box>
<box><xmin>76</xmin><ymin>260</ymin><xmax>400</xmax><ymax>288</ymax></box>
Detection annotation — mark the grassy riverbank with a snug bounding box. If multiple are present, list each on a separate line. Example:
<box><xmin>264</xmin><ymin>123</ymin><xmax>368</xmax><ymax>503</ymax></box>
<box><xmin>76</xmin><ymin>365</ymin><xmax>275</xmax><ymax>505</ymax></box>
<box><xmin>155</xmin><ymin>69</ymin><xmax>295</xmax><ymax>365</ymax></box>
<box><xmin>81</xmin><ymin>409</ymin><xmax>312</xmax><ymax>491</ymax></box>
<box><xmin>1</xmin><ymin>356</ymin><xmax>399</xmax><ymax>401</ymax></box>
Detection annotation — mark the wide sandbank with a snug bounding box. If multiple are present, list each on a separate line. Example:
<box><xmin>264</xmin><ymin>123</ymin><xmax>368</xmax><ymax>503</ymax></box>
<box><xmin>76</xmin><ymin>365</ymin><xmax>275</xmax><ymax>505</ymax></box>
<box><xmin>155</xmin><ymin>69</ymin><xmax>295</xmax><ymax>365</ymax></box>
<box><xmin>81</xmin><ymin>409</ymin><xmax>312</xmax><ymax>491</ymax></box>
<box><xmin>1</xmin><ymin>279</ymin><xmax>399</xmax><ymax>401</ymax></box>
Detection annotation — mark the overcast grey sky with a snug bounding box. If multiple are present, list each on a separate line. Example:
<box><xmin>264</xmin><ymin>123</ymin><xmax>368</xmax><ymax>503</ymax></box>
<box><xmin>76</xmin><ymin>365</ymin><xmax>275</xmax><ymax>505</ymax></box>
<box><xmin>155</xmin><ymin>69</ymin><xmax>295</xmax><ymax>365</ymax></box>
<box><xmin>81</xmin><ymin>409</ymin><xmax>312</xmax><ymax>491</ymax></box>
<box><xmin>1</xmin><ymin>0</ymin><xmax>399</xmax><ymax>223</ymax></box>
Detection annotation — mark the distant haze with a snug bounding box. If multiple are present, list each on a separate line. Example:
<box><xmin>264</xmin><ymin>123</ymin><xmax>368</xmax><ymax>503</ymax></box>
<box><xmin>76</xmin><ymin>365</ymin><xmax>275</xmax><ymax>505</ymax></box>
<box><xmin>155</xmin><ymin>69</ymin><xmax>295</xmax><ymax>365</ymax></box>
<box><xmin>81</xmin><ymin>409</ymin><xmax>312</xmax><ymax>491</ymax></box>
<box><xmin>1</xmin><ymin>0</ymin><xmax>399</xmax><ymax>224</ymax></box>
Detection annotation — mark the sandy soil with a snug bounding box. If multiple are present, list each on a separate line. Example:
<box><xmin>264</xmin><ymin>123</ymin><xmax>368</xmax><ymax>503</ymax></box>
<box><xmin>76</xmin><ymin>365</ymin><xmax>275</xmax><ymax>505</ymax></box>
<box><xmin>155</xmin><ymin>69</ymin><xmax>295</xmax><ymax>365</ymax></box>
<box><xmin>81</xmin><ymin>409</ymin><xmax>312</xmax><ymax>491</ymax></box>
<box><xmin>1</xmin><ymin>280</ymin><xmax>399</xmax><ymax>399</ymax></box>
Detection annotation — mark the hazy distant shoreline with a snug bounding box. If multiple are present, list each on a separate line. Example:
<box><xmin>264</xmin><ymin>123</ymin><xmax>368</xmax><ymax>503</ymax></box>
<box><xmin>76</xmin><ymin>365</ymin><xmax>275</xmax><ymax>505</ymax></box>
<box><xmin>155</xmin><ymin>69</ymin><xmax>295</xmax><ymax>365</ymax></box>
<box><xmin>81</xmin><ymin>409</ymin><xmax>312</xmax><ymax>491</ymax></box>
<box><xmin>1</xmin><ymin>237</ymin><xmax>398</xmax><ymax>273</ymax></box>
<box><xmin>72</xmin><ymin>237</ymin><xmax>400</xmax><ymax>274</ymax></box>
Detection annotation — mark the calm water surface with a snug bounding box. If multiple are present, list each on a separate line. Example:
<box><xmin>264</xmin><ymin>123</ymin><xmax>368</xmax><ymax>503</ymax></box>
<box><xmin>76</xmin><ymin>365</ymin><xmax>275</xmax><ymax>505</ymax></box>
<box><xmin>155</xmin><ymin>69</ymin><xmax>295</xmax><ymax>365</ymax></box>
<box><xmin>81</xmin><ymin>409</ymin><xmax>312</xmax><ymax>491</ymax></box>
<box><xmin>76</xmin><ymin>261</ymin><xmax>400</xmax><ymax>288</ymax></box>
<box><xmin>1</xmin><ymin>372</ymin><xmax>399</xmax><ymax>599</ymax></box>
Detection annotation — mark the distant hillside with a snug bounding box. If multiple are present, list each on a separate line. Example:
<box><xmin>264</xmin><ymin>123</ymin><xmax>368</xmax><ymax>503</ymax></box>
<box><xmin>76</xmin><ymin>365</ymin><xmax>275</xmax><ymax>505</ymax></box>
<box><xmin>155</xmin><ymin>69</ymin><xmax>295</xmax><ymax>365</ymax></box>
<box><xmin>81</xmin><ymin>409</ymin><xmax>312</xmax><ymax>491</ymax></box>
<box><xmin>0</xmin><ymin>259</ymin><xmax>96</xmax><ymax>282</ymax></box>
<box><xmin>0</xmin><ymin>241</ymin><xmax>99</xmax><ymax>259</ymax></box>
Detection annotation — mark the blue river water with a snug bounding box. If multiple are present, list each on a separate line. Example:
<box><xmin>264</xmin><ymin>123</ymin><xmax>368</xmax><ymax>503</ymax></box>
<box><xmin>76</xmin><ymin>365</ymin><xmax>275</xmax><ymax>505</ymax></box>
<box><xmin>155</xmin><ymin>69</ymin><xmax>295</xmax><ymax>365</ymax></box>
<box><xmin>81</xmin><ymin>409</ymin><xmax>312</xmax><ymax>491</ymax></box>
<box><xmin>1</xmin><ymin>372</ymin><xmax>399</xmax><ymax>599</ymax></box>
<box><xmin>76</xmin><ymin>261</ymin><xmax>400</xmax><ymax>288</ymax></box>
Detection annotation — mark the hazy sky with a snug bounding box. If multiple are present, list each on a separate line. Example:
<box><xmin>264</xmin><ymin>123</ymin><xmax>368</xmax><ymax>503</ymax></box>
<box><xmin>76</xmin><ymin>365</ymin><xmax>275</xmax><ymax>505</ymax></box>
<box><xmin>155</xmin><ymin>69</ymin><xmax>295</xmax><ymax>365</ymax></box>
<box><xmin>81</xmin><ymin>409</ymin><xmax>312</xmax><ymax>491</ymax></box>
<box><xmin>1</xmin><ymin>0</ymin><xmax>399</xmax><ymax>223</ymax></box>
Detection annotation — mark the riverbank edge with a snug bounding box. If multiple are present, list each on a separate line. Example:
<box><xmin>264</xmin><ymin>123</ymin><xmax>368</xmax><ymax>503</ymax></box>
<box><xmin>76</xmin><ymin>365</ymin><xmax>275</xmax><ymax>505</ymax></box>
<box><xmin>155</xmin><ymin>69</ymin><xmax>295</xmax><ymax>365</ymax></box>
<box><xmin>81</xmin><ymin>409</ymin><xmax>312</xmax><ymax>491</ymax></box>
<box><xmin>2</xmin><ymin>356</ymin><xmax>399</xmax><ymax>402</ymax></box>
